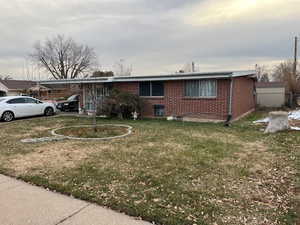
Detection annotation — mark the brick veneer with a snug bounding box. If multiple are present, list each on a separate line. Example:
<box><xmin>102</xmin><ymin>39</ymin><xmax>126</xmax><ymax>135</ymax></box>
<box><xmin>81</xmin><ymin>76</ymin><xmax>255</xmax><ymax>120</ymax></box>
<box><xmin>114</xmin><ymin>79</ymin><xmax>234</xmax><ymax>120</ymax></box>
<box><xmin>232</xmin><ymin>77</ymin><xmax>256</xmax><ymax>119</ymax></box>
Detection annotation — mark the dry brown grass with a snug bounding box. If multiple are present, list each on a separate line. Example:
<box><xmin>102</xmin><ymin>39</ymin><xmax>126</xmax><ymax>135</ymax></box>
<box><xmin>0</xmin><ymin>115</ymin><xmax>298</xmax><ymax>225</ymax></box>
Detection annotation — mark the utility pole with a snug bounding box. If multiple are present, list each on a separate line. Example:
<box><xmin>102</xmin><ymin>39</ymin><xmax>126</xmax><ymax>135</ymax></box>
<box><xmin>291</xmin><ymin>36</ymin><xmax>298</xmax><ymax>107</ymax></box>
<box><xmin>294</xmin><ymin>36</ymin><xmax>298</xmax><ymax>78</ymax></box>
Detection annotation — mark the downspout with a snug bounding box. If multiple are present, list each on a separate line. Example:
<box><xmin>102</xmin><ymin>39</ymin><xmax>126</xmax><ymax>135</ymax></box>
<box><xmin>224</xmin><ymin>74</ymin><xmax>233</xmax><ymax>126</ymax></box>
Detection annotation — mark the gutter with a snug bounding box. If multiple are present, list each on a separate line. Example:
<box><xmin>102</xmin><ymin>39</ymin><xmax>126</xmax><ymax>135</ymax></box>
<box><xmin>224</xmin><ymin>74</ymin><xmax>234</xmax><ymax>127</ymax></box>
<box><xmin>39</xmin><ymin>70</ymin><xmax>256</xmax><ymax>85</ymax></box>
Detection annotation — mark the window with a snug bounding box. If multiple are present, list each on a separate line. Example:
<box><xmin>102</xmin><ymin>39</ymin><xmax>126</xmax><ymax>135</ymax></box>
<box><xmin>24</xmin><ymin>98</ymin><xmax>38</xmax><ymax>104</ymax></box>
<box><xmin>7</xmin><ymin>98</ymin><xmax>26</xmax><ymax>104</ymax></box>
<box><xmin>139</xmin><ymin>82</ymin><xmax>151</xmax><ymax>96</ymax></box>
<box><xmin>154</xmin><ymin>105</ymin><xmax>165</xmax><ymax>117</ymax></box>
<box><xmin>139</xmin><ymin>81</ymin><xmax>164</xmax><ymax>97</ymax></box>
<box><xmin>184</xmin><ymin>80</ymin><xmax>217</xmax><ymax>97</ymax></box>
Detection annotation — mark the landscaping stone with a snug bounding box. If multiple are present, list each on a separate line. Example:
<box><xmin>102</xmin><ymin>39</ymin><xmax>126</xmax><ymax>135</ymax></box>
<box><xmin>51</xmin><ymin>124</ymin><xmax>132</xmax><ymax>141</ymax></box>
<box><xmin>21</xmin><ymin>136</ymin><xmax>67</xmax><ymax>143</ymax></box>
<box><xmin>264</xmin><ymin>111</ymin><xmax>290</xmax><ymax>133</ymax></box>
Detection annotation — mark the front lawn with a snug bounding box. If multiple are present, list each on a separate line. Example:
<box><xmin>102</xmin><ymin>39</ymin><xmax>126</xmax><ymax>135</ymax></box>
<box><xmin>0</xmin><ymin>115</ymin><xmax>299</xmax><ymax>225</ymax></box>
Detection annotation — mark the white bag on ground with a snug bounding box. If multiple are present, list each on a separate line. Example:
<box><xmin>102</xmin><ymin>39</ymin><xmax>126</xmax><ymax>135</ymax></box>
<box><xmin>264</xmin><ymin>111</ymin><xmax>290</xmax><ymax>133</ymax></box>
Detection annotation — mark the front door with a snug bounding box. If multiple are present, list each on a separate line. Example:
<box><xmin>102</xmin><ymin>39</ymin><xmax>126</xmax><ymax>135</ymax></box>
<box><xmin>84</xmin><ymin>84</ymin><xmax>109</xmax><ymax>112</ymax></box>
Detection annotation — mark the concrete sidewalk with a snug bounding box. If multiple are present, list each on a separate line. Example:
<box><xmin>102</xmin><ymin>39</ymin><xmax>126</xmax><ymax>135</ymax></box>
<box><xmin>0</xmin><ymin>174</ymin><xmax>152</xmax><ymax>225</ymax></box>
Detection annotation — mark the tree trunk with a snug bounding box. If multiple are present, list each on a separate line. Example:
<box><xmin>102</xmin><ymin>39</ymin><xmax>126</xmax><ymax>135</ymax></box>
<box><xmin>93</xmin><ymin>113</ymin><xmax>97</xmax><ymax>132</ymax></box>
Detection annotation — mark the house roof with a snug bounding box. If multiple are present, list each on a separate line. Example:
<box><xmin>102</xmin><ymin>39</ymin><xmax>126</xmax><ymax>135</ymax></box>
<box><xmin>256</xmin><ymin>82</ymin><xmax>285</xmax><ymax>88</ymax></box>
<box><xmin>40</xmin><ymin>70</ymin><xmax>256</xmax><ymax>85</ymax></box>
<box><xmin>42</xmin><ymin>83</ymin><xmax>71</xmax><ymax>90</ymax></box>
<box><xmin>0</xmin><ymin>80</ymin><xmax>37</xmax><ymax>90</ymax></box>
<box><xmin>29</xmin><ymin>84</ymin><xmax>51</xmax><ymax>92</ymax></box>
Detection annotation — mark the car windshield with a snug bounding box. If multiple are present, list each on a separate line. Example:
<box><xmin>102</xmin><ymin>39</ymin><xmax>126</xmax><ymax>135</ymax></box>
<box><xmin>67</xmin><ymin>95</ymin><xmax>77</xmax><ymax>101</ymax></box>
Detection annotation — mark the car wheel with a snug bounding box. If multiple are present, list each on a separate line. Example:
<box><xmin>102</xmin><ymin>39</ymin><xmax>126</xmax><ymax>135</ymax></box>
<box><xmin>2</xmin><ymin>111</ymin><xmax>14</xmax><ymax>122</ymax></box>
<box><xmin>44</xmin><ymin>107</ymin><xmax>54</xmax><ymax>116</ymax></box>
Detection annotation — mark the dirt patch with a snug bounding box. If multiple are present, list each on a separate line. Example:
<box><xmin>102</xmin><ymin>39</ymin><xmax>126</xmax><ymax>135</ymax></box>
<box><xmin>56</xmin><ymin>126</ymin><xmax>128</xmax><ymax>138</ymax></box>
<box><xmin>8</xmin><ymin>141</ymin><xmax>111</xmax><ymax>175</ymax></box>
<box><xmin>220</xmin><ymin>141</ymin><xmax>274</xmax><ymax>174</ymax></box>
<box><xmin>190</xmin><ymin>131</ymin><xmax>239</xmax><ymax>143</ymax></box>
<box><xmin>32</xmin><ymin>126</ymin><xmax>58</xmax><ymax>132</ymax></box>
<box><xmin>163</xmin><ymin>142</ymin><xmax>186</xmax><ymax>152</ymax></box>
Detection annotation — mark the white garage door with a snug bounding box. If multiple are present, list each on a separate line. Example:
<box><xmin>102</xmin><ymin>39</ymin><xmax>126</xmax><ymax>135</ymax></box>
<box><xmin>256</xmin><ymin>87</ymin><xmax>285</xmax><ymax>107</ymax></box>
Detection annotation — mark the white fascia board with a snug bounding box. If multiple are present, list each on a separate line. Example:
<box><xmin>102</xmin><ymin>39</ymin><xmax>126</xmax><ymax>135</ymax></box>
<box><xmin>39</xmin><ymin>70</ymin><xmax>256</xmax><ymax>85</ymax></box>
<box><xmin>40</xmin><ymin>79</ymin><xmax>109</xmax><ymax>85</ymax></box>
<box><xmin>232</xmin><ymin>70</ymin><xmax>256</xmax><ymax>77</ymax></box>
<box><xmin>112</xmin><ymin>75</ymin><xmax>230</xmax><ymax>82</ymax></box>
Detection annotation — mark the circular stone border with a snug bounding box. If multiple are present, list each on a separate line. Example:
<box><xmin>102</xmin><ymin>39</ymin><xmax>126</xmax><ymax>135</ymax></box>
<box><xmin>51</xmin><ymin>124</ymin><xmax>133</xmax><ymax>141</ymax></box>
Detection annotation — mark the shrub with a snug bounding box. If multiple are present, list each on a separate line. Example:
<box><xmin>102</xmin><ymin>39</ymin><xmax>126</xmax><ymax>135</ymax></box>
<box><xmin>98</xmin><ymin>89</ymin><xmax>144</xmax><ymax>119</ymax></box>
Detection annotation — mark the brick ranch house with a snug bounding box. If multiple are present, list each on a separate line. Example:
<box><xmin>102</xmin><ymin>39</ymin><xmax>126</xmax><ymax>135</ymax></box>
<box><xmin>0</xmin><ymin>79</ymin><xmax>81</xmax><ymax>100</ymax></box>
<box><xmin>40</xmin><ymin>70</ymin><xmax>256</xmax><ymax>121</ymax></box>
<box><xmin>0</xmin><ymin>80</ymin><xmax>37</xmax><ymax>96</ymax></box>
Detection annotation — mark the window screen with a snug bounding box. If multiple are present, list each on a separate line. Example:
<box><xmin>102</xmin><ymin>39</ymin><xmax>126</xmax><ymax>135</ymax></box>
<box><xmin>185</xmin><ymin>80</ymin><xmax>217</xmax><ymax>97</ymax></box>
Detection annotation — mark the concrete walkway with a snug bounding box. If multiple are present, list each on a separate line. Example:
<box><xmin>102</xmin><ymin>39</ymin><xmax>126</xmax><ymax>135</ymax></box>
<box><xmin>0</xmin><ymin>174</ymin><xmax>152</xmax><ymax>225</ymax></box>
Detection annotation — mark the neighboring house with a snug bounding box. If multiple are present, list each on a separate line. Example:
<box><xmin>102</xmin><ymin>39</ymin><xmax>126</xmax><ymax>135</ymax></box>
<box><xmin>41</xmin><ymin>70</ymin><xmax>256</xmax><ymax>121</ymax></box>
<box><xmin>0</xmin><ymin>79</ymin><xmax>80</xmax><ymax>100</ymax></box>
<box><xmin>40</xmin><ymin>84</ymin><xmax>81</xmax><ymax>100</ymax></box>
<box><xmin>256</xmin><ymin>82</ymin><xmax>285</xmax><ymax>108</ymax></box>
<box><xmin>0</xmin><ymin>80</ymin><xmax>37</xmax><ymax>96</ymax></box>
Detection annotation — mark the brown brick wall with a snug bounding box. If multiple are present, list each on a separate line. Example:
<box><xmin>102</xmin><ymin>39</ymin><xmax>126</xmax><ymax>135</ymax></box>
<box><xmin>232</xmin><ymin>77</ymin><xmax>256</xmax><ymax>119</ymax></box>
<box><xmin>114</xmin><ymin>79</ymin><xmax>231</xmax><ymax>120</ymax></box>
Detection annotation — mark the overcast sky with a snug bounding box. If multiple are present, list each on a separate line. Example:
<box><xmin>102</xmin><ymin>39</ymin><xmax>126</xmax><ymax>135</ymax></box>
<box><xmin>0</xmin><ymin>0</ymin><xmax>299</xmax><ymax>80</ymax></box>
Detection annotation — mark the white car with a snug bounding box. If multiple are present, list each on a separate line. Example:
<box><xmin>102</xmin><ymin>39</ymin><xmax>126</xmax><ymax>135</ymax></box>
<box><xmin>0</xmin><ymin>96</ymin><xmax>56</xmax><ymax>122</ymax></box>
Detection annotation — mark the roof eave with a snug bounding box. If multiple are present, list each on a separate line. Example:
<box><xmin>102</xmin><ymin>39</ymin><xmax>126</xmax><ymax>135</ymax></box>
<box><xmin>39</xmin><ymin>70</ymin><xmax>256</xmax><ymax>85</ymax></box>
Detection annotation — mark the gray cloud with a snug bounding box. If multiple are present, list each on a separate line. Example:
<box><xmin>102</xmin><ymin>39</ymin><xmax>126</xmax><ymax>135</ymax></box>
<box><xmin>0</xmin><ymin>0</ymin><xmax>298</xmax><ymax>79</ymax></box>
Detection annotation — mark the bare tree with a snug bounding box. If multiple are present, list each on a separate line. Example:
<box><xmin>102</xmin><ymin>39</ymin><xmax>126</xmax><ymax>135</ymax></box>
<box><xmin>91</xmin><ymin>70</ymin><xmax>114</xmax><ymax>77</ymax></box>
<box><xmin>0</xmin><ymin>75</ymin><xmax>12</xmax><ymax>80</ymax></box>
<box><xmin>90</xmin><ymin>86</ymin><xmax>98</xmax><ymax>132</ymax></box>
<box><xmin>86</xmin><ymin>84</ymin><xmax>107</xmax><ymax>132</ymax></box>
<box><xmin>272</xmin><ymin>60</ymin><xmax>300</xmax><ymax>93</ymax></box>
<box><xmin>272</xmin><ymin>60</ymin><xmax>300</xmax><ymax>107</ymax></box>
<box><xmin>255</xmin><ymin>64</ymin><xmax>270</xmax><ymax>82</ymax></box>
<box><xmin>31</xmin><ymin>35</ymin><xmax>97</xmax><ymax>79</ymax></box>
